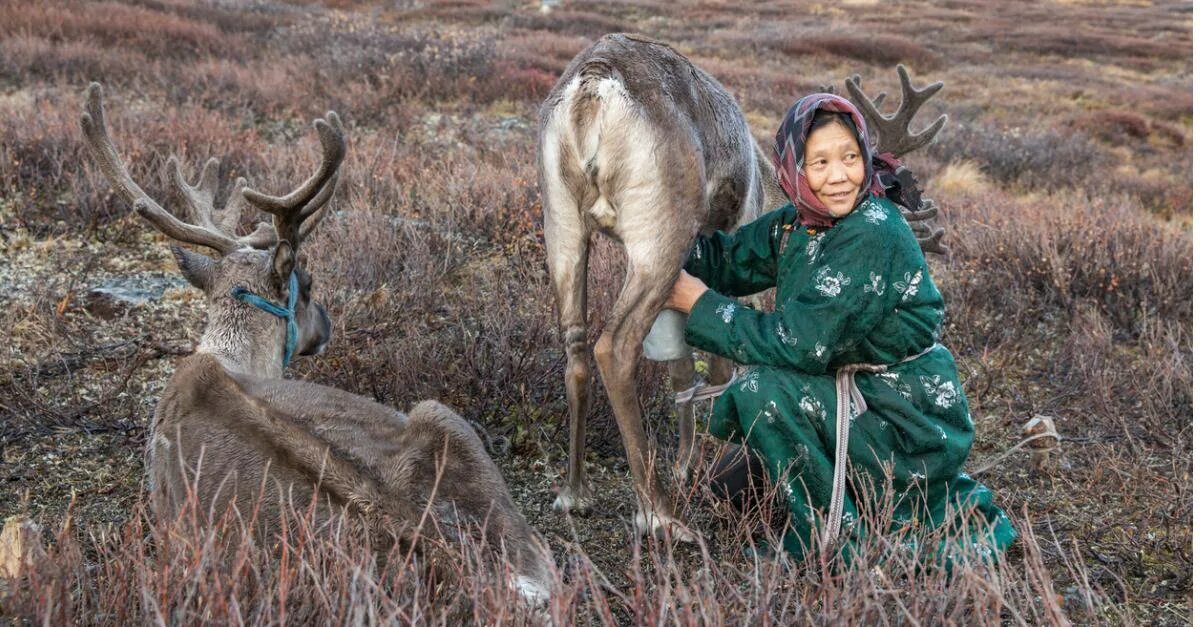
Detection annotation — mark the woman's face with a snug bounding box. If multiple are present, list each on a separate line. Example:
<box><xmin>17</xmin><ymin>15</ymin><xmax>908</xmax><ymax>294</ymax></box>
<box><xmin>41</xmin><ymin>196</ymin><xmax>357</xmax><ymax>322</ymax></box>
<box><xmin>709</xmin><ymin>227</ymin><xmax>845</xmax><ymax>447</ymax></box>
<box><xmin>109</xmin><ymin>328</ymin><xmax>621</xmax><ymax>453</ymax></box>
<box><xmin>803</xmin><ymin>122</ymin><xmax>865</xmax><ymax>217</ymax></box>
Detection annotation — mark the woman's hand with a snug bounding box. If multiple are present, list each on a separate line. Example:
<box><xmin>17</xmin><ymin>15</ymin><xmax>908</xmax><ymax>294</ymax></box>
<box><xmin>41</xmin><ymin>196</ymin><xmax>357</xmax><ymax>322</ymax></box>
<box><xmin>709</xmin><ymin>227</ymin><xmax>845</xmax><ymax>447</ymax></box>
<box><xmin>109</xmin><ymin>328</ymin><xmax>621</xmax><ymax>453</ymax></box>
<box><xmin>665</xmin><ymin>270</ymin><xmax>709</xmax><ymax>314</ymax></box>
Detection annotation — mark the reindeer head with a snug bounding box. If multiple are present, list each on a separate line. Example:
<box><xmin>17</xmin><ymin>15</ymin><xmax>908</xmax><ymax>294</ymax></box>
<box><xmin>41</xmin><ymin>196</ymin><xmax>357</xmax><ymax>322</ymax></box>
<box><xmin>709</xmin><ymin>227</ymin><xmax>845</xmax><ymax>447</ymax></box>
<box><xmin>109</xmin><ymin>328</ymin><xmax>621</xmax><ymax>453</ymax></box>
<box><xmin>80</xmin><ymin>83</ymin><xmax>345</xmax><ymax>374</ymax></box>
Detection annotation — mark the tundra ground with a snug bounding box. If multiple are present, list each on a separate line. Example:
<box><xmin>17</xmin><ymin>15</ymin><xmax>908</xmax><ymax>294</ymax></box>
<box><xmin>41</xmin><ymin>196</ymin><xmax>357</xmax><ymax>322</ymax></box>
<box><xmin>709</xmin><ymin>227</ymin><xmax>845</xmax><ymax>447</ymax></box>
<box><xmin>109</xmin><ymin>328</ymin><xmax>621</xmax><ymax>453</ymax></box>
<box><xmin>0</xmin><ymin>0</ymin><xmax>1191</xmax><ymax>623</ymax></box>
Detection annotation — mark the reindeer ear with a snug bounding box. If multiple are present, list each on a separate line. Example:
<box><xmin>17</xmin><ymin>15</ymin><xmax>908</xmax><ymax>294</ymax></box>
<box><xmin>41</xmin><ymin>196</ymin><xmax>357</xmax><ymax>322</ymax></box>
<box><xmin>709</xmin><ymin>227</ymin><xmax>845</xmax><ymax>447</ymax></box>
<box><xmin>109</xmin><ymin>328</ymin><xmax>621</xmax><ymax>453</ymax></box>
<box><xmin>171</xmin><ymin>245</ymin><xmax>215</xmax><ymax>291</ymax></box>
<box><xmin>272</xmin><ymin>241</ymin><xmax>296</xmax><ymax>284</ymax></box>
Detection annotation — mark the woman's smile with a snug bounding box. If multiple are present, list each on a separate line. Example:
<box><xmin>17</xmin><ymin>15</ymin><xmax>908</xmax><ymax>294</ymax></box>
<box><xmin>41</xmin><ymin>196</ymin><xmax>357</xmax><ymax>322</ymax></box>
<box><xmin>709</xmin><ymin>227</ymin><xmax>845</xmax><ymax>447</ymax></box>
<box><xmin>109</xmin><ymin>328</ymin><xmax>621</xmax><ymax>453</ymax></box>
<box><xmin>817</xmin><ymin>186</ymin><xmax>858</xmax><ymax>216</ymax></box>
<box><xmin>824</xmin><ymin>189</ymin><xmax>853</xmax><ymax>201</ymax></box>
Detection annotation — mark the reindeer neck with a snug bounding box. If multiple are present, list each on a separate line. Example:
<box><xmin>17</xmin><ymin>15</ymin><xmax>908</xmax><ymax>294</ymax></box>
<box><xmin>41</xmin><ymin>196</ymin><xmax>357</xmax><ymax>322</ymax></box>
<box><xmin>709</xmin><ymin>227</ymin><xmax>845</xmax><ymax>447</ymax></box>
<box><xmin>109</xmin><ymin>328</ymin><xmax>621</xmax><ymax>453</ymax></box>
<box><xmin>753</xmin><ymin>141</ymin><xmax>790</xmax><ymax>214</ymax></box>
<box><xmin>195</xmin><ymin>302</ymin><xmax>287</xmax><ymax>379</ymax></box>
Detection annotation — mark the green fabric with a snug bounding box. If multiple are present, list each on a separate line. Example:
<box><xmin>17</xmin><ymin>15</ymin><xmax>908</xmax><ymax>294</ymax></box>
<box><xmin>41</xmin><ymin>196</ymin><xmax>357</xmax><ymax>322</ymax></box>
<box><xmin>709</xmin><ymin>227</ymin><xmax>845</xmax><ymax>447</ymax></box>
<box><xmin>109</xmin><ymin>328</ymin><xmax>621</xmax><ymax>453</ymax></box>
<box><xmin>684</xmin><ymin>196</ymin><xmax>1016</xmax><ymax>564</ymax></box>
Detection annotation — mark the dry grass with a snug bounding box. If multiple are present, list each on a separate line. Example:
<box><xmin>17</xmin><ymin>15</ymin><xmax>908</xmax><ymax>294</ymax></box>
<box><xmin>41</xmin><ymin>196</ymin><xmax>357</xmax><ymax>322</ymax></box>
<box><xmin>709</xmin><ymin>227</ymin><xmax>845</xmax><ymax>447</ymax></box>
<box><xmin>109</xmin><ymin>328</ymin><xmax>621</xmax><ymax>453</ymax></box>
<box><xmin>0</xmin><ymin>0</ymin><xmax>1191</xmax><ymax>623</ymax></box>
<box><xmin>1</xmin><ymin>454</ymin><xmax>1126</xmax><ymax>624</ymax></box>
<box><xmin>931</xmin><ymin>161</ymin><xmax>990</xmax><ymax>195</ymax></box>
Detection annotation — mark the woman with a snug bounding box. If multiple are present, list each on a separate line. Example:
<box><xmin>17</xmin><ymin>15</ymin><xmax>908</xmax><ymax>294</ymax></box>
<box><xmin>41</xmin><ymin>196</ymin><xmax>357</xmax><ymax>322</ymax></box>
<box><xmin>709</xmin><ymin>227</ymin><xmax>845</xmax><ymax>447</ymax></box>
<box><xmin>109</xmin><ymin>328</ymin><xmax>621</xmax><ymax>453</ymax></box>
<box><xmin>664</xmin><ymin>93</ymin><xmax>1015</xmax><ymax>564</ymax></box>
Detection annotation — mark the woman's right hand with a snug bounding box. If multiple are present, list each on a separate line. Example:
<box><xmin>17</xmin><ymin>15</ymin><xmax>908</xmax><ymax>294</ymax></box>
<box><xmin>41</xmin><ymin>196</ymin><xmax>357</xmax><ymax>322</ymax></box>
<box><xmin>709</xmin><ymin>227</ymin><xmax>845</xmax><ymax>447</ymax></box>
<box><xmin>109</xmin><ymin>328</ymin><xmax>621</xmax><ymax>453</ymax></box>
<box><xmin>664</xmin><ymin>270</ymin><xmax>708</xmax><ymax>314</ymax></box>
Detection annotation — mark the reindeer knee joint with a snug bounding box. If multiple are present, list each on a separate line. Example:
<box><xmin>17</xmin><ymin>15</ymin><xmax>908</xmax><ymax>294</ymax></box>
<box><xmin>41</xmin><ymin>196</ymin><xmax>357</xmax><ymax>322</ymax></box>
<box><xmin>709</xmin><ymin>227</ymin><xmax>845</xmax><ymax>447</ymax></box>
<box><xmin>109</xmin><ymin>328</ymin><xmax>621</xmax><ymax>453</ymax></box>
<box><xmin>566</xmin><ymin>361</ymin><xmax>588</xmax><ymax>388</ymax></box>
<box><xmin>563</xmin><ymin>327</ymin><xmax>587</xmax><ymax>352</ymax></box>
<box><xmin>593</xmin><ymin>335</ymin><xmax>614</xmax><ymax>365</ymax></box>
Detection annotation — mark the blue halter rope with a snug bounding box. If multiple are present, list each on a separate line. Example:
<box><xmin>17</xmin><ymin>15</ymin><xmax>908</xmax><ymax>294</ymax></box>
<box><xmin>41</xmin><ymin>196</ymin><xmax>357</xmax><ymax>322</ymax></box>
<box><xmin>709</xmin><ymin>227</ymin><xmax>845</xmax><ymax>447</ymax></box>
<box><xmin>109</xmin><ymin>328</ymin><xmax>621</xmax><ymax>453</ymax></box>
<box><xmin>230</xmin><ymin>272</ymin><xmax>299</xmax><ymax>368</ymax></box>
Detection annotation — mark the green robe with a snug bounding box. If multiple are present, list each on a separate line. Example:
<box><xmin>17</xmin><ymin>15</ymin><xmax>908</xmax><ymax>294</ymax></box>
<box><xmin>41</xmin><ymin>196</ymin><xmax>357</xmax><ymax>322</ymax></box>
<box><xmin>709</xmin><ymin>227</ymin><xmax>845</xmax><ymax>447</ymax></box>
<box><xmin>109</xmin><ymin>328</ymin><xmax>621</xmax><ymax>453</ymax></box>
<box><xmin>684</xmin><ymin>195</ymin><xmax>1016</xmax><ymax>563</ymax></box>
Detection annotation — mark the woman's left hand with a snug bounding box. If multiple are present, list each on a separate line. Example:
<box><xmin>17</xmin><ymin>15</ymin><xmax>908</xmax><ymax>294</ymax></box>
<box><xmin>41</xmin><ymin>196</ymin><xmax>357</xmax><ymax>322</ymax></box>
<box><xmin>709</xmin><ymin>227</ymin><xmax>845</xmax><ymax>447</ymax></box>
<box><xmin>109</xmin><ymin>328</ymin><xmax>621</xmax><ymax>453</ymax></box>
<box><xmin>665</xmin><ymin>270</ymin><xmax>709</xmax><ymax>314</ymax></box>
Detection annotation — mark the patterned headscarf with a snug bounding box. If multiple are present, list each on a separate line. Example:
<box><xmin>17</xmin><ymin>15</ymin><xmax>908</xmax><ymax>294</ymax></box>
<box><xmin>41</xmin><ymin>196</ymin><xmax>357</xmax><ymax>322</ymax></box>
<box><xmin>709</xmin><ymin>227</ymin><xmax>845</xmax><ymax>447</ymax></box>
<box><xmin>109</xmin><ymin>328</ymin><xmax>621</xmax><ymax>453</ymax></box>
<box><xmin>772</xmin><ymin>93</ymin><xmax>885</xmax><ymax>228</ymax></box>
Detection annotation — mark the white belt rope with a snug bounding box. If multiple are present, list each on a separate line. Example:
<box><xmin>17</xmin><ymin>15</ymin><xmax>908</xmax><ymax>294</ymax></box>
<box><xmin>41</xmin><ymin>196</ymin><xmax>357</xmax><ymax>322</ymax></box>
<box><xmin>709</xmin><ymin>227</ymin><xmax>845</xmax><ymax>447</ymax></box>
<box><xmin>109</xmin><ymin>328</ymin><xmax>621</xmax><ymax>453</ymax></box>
<box><xmin>821</xmin><ymin>344</ymin><xmax>938</xmax><ymax>551</ymax></box>
<box><xmin>673</xmin><ymin>369</ymin><xmax>744</xmax><ymax>405</ymax></box>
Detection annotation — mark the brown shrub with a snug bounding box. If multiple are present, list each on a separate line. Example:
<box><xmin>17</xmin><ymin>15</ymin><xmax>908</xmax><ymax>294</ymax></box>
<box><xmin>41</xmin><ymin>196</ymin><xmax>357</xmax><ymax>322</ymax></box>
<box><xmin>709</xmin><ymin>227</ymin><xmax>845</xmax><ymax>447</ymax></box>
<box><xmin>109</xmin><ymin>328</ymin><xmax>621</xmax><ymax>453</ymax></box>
<box><xmin>0</xmin><ymin>0</ymin><xmax>245</xmax><ymax>61</ymax></box>
<box><xmin>701</xmin><ymin>58</ymin><xmax>820</xmax><ymax>114</ymax></box>
<box><xmin>493</xmin><ymin>63</ymin><xmax>561</xmax><ymax>103</ymax></box>
<box><xmin>924</xmin><ymin>122</ymin><xmax>1104</xmax><ymax>192</ymax></box>
<box><xmin>780</xmin><ymin>33</ymin><xmax>941</xmax><ymax>70</ymax></box>
<box><xmin>500</xmin><ymin>29</ymin><xmax>592</xmax><ymax>76</ymax></box>
<box><xmin>388</xmin><ymin>0</ymin><xmax>514</xmax><ymax>25</ymax></box>
<box><xmin>983</xmin><ymin>22</ymin><xmax>1188</xmax><ymax>62</ymax></box>
<box><xmin>141</xmin><ymin>0</ymin><xmax>289</xmax><ymax>35</ymax></box>
<box><xmin>1066</xmin><ymin>109</ymin><xmax>1188</xmax><ymax>152</ymax></box>
<box><xmin>934</xmin><ymin>187</ymin><xmax>1192</xmax><ymax>447</ymax></box>
<box><xmin>280</xmin><ymin>129</ymin><xmax>558</xmax><ymax>422</ymax></box>
<box><xmin>509</xmin><ymin>10</ymin><xmax>631</xmax><ymax>39</ymax></box>
<box><xmin>939</xmin><ymin>189</ymin><xmax>1191</xmax><ymax>342</ymax></box>
<box><xmin>1107</xmin><ymin>168</ymin><xmax>1192</xmax><ymax>216</ymax></box>
<box><xmin>1068</xmin><ymin>109</ymin><xmax>1151</xmax><ymax>143</ymax></box>
<box><xmin>0</xmin><ymin>34</ymin><xmax>157</xmax><ymax>86</ymax></box>
<box><xmin>286</xmin><ymin>25</ymin><xmax>553</xmax><ymax>107</ymax></box>
<box><xmin>179</xmin><ymin>56</ymin><xmax>323</xmax><ymax>116</ymax></box>
<box><xmin>1047</xmin><ymin>304</ymin><xmax>1190</xmax><ymax>438</ymax></box>
<box><xmin>1109</xmin><ymin>83</ymin><xmax>1192</xmax><ymax>121</ymax></box>
<box><xmin>1148</xmin><ymin>120</ymin><xmax>1189</xmax><ymax>148</ymax></box>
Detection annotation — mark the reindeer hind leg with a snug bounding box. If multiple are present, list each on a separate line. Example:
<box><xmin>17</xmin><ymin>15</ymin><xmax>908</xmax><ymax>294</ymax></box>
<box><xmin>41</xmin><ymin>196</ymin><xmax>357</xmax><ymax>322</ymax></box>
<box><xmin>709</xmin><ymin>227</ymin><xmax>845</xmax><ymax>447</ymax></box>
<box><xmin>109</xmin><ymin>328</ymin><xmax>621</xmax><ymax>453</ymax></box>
<box><xmin>401</xmin><ymin>400</ymin><xmax>555</xmax><ymax>605</ymax></box>
<box><xmin>542</xmin><ymin>153</ymin><xmax>595</xmax><ymax>515</ymax></box>
<box><xmin>550</xmin><ymin>239</ymin><xmax>593</xmax><ymax>515</ymax></box>
<box><xmin>594</xmin><ymin>232</ymin><xmax>699</xmax><ymax>540</ymax></box>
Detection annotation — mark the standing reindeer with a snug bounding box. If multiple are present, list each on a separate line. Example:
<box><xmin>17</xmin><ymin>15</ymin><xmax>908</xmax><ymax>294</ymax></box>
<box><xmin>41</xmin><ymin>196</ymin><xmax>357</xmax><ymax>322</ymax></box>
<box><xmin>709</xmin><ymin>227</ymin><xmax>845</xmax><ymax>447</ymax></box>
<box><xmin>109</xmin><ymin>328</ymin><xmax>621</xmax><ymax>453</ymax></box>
<box><xmin>538</xmin><ymin>33</ymin><xmax>947</xmax><ymax>534</ymax></box>
<box><xmin>81</xmin><ymin>84</ymin><xmax>553</xmax><ymax>602</ymax></box>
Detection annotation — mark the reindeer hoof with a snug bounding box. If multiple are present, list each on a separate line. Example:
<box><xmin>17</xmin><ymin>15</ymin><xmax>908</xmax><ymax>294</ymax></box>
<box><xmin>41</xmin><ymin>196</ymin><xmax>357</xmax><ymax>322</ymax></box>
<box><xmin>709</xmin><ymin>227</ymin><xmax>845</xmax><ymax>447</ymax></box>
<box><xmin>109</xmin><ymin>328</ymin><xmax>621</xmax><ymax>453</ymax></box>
<box><xmin>634</xmin><ymin>510</ymin><xmax>700</xmax><ymax>544</ymax></box>
<box><xmin>552</xmin><ymin>487</ymin><xmax>594</xmax><ymax>514</ymax></box>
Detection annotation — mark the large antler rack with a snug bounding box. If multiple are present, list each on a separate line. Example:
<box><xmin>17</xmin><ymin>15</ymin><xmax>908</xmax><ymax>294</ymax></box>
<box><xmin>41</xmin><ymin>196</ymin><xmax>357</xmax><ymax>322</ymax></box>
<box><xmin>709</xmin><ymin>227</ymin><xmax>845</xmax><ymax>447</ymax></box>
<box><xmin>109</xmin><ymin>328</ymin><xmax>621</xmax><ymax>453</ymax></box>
<box><xmin>842</xmin><ymin>66</ymin><xmax>949</xmax><ymax>255</ymax></box>
<box><xmin>80</xmin><ymin>83</ymin><xmax>344</xmax><ymax>256</ymax></box>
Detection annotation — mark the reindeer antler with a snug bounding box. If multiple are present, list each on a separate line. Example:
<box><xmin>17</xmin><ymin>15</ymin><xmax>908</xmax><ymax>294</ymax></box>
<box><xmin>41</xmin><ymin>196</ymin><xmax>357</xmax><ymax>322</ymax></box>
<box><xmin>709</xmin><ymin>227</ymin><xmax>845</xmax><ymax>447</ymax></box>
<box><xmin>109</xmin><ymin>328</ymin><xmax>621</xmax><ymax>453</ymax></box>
<box><xmin>168</xmin><ymin>156</ymin><xmax>276</xmax><ymax>249</ymax></box>
<box><xmin>842</xmin><ymin>67</ymin><xmax>950</xmax><ymax>255</ymax></box>
<box><xmin>82</xmin><ymin>83</ymin><xmax>344</xmax><ymax>255</ymax></box>
<box><xmin>242</xmin><ymin>112</ymin><xmax>345</xmax><ymax>250</ymax></box>
<box><xmin>845</xmin><ymin>65</ymin><xmax>947</xmax><ymax>157</ymax></box>
<box><xmin>80</xmin><ymin>83</ymin><xmax>276</xmax><ymax>255</ymax></box>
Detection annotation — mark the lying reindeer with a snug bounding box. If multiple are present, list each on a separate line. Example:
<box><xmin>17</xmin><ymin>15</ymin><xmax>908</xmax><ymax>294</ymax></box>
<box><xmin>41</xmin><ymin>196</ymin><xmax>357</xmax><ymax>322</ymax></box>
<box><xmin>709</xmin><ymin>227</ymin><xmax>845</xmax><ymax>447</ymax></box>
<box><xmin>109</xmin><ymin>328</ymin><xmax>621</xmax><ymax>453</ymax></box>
<box><xmin>538</xmin><ymin>33</ymin><xmax>947</xmax><ymax>535</ymax></box>
<box><xmin>80</xmin><ymin>84</ymin><xmax>553</xmax><ymax>602</ymax></box>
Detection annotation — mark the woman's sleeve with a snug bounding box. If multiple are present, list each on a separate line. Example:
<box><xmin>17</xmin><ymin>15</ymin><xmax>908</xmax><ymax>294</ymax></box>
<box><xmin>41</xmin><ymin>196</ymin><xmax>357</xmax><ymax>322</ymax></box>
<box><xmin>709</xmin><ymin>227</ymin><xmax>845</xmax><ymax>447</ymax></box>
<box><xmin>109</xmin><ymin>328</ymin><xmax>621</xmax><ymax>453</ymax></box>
<box><xmin>682</xmin><ymin>205</ymin><xmax>795</xmax><ymax>297</ymax></box>
<box><xmin>684</xmin><ymin>221</ymin><xmax>902</xmax><ymax>373</ymax></box>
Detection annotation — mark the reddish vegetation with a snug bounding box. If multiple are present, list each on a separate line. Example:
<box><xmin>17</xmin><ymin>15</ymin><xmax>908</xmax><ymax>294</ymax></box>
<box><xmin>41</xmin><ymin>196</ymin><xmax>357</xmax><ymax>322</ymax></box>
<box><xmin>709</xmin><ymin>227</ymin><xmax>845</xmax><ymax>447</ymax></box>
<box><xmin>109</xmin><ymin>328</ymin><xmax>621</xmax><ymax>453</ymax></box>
<box><xmin>1070</xmin><ymin>109</ymin><xmax>1187</xmax><ymax>148</ymax></box>
<box><xmin>781</xmin><ymin>33</ymin><xmax>941</xmax><ymax>69</ymax></box>
<box><xmin>0</xmin><ymin>1</ymin><xmax>238</xmax><ymax>59</ymax></box>
<box><xmin>0</xmin><ymin>0</ymin><xmax>1190</xmax><ymax>623</ymax></box>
